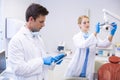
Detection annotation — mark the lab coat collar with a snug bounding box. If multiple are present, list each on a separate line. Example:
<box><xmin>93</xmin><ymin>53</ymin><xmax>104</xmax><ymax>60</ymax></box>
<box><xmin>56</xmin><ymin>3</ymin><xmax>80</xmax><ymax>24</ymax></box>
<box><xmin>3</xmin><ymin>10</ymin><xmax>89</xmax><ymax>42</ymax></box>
<box><xmin>20</xmin><ymin>26</ymin><xmax>41</xmax><ymax>38</ymax></box>
<box><xmin>79</xmin><ymin>31</ymin><xmax>89</xmax><ymax>39</ymax></box>
<box><xmin>79</xmin><ymin>30</ymin><xmax>89</xmax><ymax>36</ymax></box>
<box><xmin>80</xmin><ymin>30</ymin><xmax>89</xmax><ymax>34</ymax></box>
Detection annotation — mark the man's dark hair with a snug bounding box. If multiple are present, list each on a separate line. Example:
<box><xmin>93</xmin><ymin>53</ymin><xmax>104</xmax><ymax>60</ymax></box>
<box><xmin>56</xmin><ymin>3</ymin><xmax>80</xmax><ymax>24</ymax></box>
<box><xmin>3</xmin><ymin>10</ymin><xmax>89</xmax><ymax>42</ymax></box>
<box><xmin>25</xmin><ymin>3</ymin><xmax>49</xmax><ymax>22</ymax></box>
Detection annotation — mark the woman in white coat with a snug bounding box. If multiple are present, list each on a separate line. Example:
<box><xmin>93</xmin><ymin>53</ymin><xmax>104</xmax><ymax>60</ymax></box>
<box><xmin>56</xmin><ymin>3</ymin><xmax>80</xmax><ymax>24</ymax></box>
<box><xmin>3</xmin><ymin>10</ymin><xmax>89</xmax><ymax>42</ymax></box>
<box><xmin>65</xmin><ymin>15</ymin><xmax>117</xmax><ymax>80</ymax></box>
<box><xmin>7</xmin><ymin>3</ymin><xmax>65</xmax><ymax>80</ymax></box>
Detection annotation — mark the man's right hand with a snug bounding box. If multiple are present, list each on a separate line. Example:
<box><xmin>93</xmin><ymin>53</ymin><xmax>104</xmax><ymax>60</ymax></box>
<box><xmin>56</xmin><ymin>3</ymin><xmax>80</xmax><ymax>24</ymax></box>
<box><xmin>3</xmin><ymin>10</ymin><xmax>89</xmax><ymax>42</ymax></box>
<box><xmin>53</xmin><ymin>53</ymin><xmax>67</xmax><ymax>65</ymax></box>
<box><xmin>43</xmin><ymin>56</ymin><xmax>54</xmax><ymax>65</ymax></box>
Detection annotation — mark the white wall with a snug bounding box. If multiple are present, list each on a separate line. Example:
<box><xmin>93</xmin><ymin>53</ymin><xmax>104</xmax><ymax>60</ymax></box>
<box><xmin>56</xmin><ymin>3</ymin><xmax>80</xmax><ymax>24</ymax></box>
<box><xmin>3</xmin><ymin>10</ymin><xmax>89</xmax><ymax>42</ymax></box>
<box><xmin>0</xmin><ymin>0</ymin><xmax>3</xmax><ymax>51</ymax></box>
<box><xmin>40</xmin><ymin>0</ymin><xmax>120</xmax><ymax>52</ymax></box>
<box><xmin>1</xmin><ymin>0</ymin><xmax>120</xmax><ymax>53</ymax></box>
<box><xmin>1</xmin><ymin>0</ymin><xmax>41</xmax><ymax>53</ymax></box>
<box><xmin>1</xmin><ymin>0</ymin><xmax>41</xmax><ymax>21</ymax></box>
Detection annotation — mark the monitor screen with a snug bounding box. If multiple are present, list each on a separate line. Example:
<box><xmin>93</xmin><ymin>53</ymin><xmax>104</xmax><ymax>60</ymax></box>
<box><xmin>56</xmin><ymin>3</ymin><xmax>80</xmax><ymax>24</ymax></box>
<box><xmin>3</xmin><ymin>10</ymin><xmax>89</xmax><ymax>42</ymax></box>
<box><xmin>0</xmin><ymin>50</ymin><xmax>6</xmax><ymax>74</ymax></box>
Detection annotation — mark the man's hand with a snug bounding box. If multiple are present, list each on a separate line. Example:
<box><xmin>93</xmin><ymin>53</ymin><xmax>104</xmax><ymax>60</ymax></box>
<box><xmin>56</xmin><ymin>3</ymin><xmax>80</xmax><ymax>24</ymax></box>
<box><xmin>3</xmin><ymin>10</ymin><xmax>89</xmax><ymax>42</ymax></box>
<box><xmin>53</xmin><ymin>53</ymin><xmax>67</xmax><ymax>65</ymax></box>
<box><xmin>43</xmin><ymin>56</ymin><xmax>54</xmax><ymax>65</ymax></box>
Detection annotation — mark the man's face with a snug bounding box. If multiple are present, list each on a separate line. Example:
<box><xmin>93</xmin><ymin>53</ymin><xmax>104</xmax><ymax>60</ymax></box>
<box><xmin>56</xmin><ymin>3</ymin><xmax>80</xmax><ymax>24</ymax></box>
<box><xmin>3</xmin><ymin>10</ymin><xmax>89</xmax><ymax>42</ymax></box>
<box><xmin>30</xmin><ymin>15</ymin><xmax>46</xmax><ymax>32</ymax></box>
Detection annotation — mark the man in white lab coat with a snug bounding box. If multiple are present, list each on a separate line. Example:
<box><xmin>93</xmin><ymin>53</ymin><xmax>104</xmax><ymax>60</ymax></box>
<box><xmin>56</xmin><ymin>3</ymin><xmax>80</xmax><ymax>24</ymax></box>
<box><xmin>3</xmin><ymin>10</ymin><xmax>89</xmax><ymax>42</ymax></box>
<box><xmin>7</xmin><ymin>3</ymin><xmax>65</xmax><ymax>80</ymax></box>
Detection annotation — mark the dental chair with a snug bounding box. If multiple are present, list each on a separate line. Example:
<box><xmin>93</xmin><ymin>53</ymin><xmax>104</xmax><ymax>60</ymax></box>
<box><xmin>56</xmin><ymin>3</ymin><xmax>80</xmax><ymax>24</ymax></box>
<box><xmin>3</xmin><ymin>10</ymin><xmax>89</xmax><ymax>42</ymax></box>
<box><xmin>98</xmin><ymin>56</ymin><xmax>120</xmax><ymax>80</ymax></box>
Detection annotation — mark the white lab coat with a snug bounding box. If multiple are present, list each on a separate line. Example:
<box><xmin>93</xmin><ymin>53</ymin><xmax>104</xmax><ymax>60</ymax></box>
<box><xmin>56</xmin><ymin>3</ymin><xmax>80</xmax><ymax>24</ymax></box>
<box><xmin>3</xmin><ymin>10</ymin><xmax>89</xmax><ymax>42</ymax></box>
<box><xmin>8</xmin><ymin>26</ymin><xmax>54</xmax><ymax>80</ymax></box>
<box><xmin>65</xmin><ymin>31</ymin><xmax>111</xmax><ymax>80</ymax></box>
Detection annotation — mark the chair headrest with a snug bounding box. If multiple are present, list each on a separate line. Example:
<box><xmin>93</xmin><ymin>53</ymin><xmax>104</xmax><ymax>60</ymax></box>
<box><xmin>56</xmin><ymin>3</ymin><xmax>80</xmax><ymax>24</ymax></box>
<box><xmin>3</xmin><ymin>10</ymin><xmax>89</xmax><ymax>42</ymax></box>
<box><xmin>109</xmin><ymin>56</ymin><xmax>120</xmax><ymax>64</ymax></box>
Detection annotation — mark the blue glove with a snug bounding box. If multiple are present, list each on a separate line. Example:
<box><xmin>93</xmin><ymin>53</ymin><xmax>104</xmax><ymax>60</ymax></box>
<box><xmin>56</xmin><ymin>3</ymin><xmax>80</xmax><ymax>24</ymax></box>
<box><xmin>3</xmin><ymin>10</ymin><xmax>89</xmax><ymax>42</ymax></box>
<box><xmin>95</xmin><ymin>23</ymin><xmax>100</xmax><ymax>33</ymax></box>
<box><xmin>53</xmin><ymin>53</ymin><xmax>66</xmax><ymax>65</ymax></box>
<box><xmin>55</xmin><ymin>60</ymin><xmax>63</xmax><ymax>65</ymax></box>
<box><xmin>110</xmin><ymin>22</ymin><xmax>117</xmax><ymax>36</ymax></box>
<box><xmin>43</xmin><ymin>56</ymin><xmax>54</xmax><ymax>65</ymax></box>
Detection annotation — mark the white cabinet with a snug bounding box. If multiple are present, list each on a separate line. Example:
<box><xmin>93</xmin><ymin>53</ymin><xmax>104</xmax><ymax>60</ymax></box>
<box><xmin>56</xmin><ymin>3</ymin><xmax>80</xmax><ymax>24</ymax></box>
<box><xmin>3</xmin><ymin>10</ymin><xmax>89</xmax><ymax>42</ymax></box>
<box><xmin>48</xmin><ymin>58</ymin><xmax>71</xmax><ymax>80</ymax></box>
<box><xmin>94</xmin><ymin>56</ymin><xmax>109</xmax><ymax>73</ymax></box>
<box><xmin>48</xmin><ymin>55</ymin><xmax>109</xmax><ymax>80</ymax></box>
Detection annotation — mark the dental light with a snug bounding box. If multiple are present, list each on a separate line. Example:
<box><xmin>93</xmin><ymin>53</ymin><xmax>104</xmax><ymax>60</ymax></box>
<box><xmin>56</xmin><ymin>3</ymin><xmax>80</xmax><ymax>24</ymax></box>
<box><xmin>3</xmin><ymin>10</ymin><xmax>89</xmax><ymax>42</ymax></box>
<box><xmin>100</xmin><ymin>9</ymin><xmax>120</xmax><ymax>30</ymax></box>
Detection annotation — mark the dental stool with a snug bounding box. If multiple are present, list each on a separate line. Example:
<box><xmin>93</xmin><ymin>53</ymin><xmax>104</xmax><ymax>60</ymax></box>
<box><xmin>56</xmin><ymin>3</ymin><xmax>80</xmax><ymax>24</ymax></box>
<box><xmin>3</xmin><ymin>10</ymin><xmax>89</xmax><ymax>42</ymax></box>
<box><xmin>98</xmin><ymin>56</ymin><xmax>120</xmax><ymax>80</ymax></box>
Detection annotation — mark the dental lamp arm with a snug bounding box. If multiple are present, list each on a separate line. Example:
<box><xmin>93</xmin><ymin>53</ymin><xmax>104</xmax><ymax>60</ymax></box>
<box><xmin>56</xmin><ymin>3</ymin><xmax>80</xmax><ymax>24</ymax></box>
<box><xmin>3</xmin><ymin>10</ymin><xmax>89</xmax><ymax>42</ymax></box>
<box><xmin>103</xmin><ymin>9</ymin><xmax>120</xmax><ymax>21</ymax></box>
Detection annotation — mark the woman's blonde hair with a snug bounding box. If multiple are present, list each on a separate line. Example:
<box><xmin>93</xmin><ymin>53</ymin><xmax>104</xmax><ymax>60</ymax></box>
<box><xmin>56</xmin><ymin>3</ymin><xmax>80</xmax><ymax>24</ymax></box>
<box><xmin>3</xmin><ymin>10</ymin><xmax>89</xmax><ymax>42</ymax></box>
<box><xmin>78</xmin><ymin>15</ymin><xmax>89</xmax><ymax>24</ymax></box>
